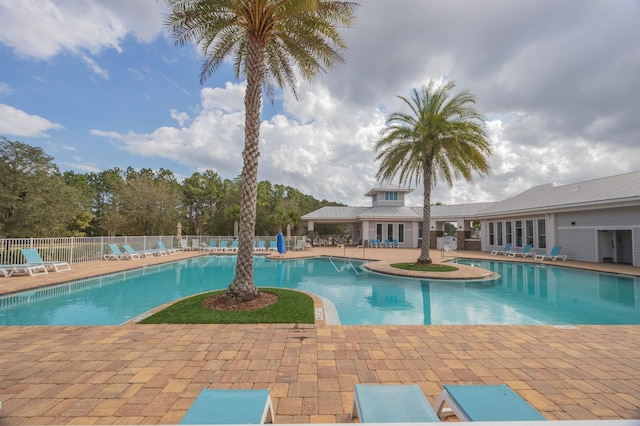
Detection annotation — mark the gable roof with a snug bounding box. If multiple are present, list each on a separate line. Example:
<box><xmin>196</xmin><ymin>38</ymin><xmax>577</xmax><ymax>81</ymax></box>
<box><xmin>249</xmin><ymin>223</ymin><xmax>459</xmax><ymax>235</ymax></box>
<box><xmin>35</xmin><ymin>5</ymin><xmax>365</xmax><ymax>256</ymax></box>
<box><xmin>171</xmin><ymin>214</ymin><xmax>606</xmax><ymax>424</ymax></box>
<box><xmin>475</xmin><ymin>171</ymin><xmax>640</xmax><ymax>217</ymax></box>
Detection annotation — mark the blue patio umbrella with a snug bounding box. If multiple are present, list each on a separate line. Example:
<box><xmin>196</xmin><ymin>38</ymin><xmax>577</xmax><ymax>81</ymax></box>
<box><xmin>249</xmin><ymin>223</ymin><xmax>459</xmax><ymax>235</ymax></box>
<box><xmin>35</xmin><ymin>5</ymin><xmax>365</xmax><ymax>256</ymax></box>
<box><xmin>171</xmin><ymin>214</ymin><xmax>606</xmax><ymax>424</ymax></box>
<box><xmin>276</xmin><ymin>233</ymin><xmax>286</xmax><ymax>255</ymax></box>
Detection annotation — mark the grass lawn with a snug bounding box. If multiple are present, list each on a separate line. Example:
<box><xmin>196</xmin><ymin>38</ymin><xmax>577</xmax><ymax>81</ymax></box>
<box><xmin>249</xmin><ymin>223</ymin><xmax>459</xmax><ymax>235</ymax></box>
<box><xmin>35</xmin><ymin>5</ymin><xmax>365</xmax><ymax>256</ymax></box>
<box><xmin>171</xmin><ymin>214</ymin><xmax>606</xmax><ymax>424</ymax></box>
<box><xmin>139</xmin><ymin>288</ymin><xmax>315</xmax><ymax>324</ymax></box>
<box><xmin>390</xmin><ymin>262</ymin><xmax>459</xmax><ymax>272</ymax></box>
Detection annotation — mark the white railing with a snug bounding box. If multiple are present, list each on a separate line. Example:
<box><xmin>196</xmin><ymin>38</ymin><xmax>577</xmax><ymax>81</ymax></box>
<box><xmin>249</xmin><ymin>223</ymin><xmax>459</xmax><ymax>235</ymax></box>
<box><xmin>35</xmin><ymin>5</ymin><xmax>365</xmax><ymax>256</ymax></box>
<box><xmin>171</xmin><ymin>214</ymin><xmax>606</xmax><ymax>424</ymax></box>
<box><xmin>0</xmin><ymin>235</ymin><xmax>280</xmax><ymax>265</ymax></box>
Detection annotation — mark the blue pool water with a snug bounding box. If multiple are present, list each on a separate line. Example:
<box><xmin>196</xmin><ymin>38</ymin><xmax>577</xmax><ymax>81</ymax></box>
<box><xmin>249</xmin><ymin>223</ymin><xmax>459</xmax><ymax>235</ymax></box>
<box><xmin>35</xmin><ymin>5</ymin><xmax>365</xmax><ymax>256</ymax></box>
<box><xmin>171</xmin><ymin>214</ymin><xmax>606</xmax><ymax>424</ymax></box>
<box><xmin>0</xmin><ymin>256</ymin><xmax>638</xmax><ymax>326</ymax></box>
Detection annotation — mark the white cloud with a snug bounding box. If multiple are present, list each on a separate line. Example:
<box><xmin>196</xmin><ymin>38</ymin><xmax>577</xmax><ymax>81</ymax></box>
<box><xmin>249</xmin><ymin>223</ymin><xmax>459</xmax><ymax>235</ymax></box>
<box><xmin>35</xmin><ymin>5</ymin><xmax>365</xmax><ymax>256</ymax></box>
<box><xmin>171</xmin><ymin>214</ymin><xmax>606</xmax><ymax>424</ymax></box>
<box><xmin>0</xmin><ymin>104</ymin><xmax>64</xmax><ymax>137</ymax></box>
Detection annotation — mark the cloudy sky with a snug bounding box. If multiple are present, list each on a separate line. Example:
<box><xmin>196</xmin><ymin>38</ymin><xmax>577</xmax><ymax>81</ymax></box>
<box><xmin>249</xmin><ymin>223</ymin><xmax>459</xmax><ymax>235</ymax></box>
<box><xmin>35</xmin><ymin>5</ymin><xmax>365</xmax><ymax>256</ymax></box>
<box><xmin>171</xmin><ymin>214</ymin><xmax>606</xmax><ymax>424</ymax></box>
<box><xmin>1</xmin><ymin>0</ymin><xmax>638</xmax><ymax>207</ymax></box>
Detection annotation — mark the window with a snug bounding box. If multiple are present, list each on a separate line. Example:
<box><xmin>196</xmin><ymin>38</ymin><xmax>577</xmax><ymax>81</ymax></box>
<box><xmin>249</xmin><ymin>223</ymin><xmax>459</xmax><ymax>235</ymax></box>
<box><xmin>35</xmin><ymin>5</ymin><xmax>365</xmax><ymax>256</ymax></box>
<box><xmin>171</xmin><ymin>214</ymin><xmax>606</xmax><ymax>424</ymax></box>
<box><xmin>384</xmin><ymin>191</ymin><xmax>398</xmax><ymax>201</ymax></box>
<box><xmin>376</xmin><ymin>223</ymin><xmax>382</xmax><ymax>241</ymax></box>
<box><xmin>372</xmin><ymin>194</ymin><xmax>377</xmax><ymax>203</ymax></box>
<box><xmin>515</xmin><ymin>221</ymin><xmax>523</xmax><ymax>247</ymax></box>
<box><xmin>489</xmin><ymin>222</ymin><xmax>495</xmax><ymax>245</ymax></box>
<box><xmin>506</xmin><ymin>221</ymin><xmax>512</xmax><ymax>244</ymax></box>
<box><xmin>526</xmin><ymin>220</ymin><xmax>534</xmax><ymax>246</ymax></box>
<box><xmin>537</xmin><ymin>219</ymin><xmax>546</xmax><ymax>249</ymax></box>
<box><xmin>387</xmin><ymin>224</ymin><xmax>393</xmax><ymax>241</ymax></box>
<box><xmin>399</xmin><ymin>224</ymin><xmax>404</xmax><ymax>242</ymax></box>
<box><xmin>497</xmin><ymin>222</ymin><xmax>503</xmax><ymax>246</ymax></box>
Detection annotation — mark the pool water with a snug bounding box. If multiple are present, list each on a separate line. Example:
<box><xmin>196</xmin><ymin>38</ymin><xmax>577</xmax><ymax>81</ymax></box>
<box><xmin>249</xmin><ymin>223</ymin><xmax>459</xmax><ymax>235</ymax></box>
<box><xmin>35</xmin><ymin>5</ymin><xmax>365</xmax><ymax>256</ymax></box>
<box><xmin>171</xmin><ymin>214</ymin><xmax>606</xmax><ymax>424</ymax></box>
<box><xmin>0</xmin><ymin>256</ymin><xmax>638</xmax><ymax>326</ymax></box>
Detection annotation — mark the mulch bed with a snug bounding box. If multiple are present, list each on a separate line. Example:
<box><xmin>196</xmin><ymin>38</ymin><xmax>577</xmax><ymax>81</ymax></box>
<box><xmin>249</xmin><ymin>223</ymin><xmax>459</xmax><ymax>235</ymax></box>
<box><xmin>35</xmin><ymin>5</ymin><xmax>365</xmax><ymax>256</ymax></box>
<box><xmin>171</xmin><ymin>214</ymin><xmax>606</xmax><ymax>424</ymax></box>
<box><xmin>202</xmin><ymin>291</ymin><xmax>279</xmax><ymax>311</ymax></box>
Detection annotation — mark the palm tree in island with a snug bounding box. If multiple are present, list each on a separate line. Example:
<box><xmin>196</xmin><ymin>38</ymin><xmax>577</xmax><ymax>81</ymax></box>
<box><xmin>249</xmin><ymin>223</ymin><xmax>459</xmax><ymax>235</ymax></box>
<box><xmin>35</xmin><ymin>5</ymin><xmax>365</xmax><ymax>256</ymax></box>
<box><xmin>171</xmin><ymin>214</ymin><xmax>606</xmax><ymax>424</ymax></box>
<box><xmin>166</xmin><ymin>0</ymin><xmax>359</xmax><ymax>302</ymax></box>
<box><xmin>375</xmin><ymin>80</ymin><xmax>492</xmax><ymax>264</ymax></box>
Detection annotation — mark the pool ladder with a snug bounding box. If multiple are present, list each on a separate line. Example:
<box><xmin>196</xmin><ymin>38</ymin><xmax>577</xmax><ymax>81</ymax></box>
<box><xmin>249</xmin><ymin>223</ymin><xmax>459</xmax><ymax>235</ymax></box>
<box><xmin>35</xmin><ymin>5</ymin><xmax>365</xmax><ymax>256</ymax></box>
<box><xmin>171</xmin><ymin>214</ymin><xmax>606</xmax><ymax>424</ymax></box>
<box><xmin>328</xmin><ymin>245</ymin><xmax>361</xmax><ymax>274</ymax></box>
<box><xmin>441</xmin><ymin>246</ymin><xmax>458</xmax><ymax>260</ymax></box>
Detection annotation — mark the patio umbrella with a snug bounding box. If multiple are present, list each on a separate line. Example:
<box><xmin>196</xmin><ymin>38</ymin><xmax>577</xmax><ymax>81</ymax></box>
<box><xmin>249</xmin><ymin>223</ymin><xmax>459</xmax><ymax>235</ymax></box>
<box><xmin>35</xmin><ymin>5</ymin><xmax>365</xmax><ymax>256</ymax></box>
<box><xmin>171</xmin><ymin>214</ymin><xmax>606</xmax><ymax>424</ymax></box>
<box><xmin>286</xmin><ymin>224</ymin><xmax>291</xmax><ymax>241</ymax></box>
<box><xmin>277</xmin><ymin>232</ymin><xmax>286</xmax><ymax>255</ymax></box>
<box><xmin>176</xmin><ymin>222</ymin><xmax>182</xmax><ymax>240</ymax></box>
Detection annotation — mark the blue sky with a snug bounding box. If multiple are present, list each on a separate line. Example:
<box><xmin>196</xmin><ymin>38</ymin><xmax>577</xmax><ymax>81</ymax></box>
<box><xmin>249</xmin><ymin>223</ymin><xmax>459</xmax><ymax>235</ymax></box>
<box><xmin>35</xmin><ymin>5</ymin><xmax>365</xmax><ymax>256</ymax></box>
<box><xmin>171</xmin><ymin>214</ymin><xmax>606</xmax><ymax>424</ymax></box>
<box><xmin>1</xmin><ymin>0</ymin><xmax>639</xmax><ymax>207</ymax></box>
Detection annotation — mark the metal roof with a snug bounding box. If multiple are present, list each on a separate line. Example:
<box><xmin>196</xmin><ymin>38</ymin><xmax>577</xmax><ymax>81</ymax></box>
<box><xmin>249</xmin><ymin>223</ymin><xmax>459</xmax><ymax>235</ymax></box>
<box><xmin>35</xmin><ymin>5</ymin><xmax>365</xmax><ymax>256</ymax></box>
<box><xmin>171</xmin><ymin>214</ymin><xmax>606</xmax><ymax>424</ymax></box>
<box><xmin>475</xmin><ymin>171</ymin><xmax>640</xmax><ymax>216</ymax></box>
<box><xmin>301</xmin><ymin>206</ymin><xmax>369</xmax><ymax>220</ymax></box>
<box><xmin>302</xmin><ymin>171</ymin><xmax>640</xmax><ymax>222</ymax></box>
<box><xmin>357</xmin><ymin>206</ymin><xmax>421</xmax><ymax>219</ymax></box>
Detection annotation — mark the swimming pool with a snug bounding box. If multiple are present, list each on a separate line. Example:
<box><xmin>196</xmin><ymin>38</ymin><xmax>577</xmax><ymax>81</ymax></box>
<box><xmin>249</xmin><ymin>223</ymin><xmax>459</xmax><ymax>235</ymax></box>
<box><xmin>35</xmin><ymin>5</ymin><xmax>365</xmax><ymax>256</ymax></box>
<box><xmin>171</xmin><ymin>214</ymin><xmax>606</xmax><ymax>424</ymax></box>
<box><xmin>1</xmin><ymin>256</ymin><xmax>638</xmax><ymax>326</ymax></box>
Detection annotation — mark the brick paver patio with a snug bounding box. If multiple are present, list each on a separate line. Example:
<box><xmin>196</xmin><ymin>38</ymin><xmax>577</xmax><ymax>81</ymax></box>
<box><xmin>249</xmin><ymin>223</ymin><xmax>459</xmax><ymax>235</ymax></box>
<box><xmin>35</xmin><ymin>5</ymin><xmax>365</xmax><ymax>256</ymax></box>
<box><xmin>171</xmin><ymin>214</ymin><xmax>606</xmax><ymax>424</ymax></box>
<box><xmin>1</xmin><ymin>249</ymin><xmax>639</xmax><ymax>423</ymax></box>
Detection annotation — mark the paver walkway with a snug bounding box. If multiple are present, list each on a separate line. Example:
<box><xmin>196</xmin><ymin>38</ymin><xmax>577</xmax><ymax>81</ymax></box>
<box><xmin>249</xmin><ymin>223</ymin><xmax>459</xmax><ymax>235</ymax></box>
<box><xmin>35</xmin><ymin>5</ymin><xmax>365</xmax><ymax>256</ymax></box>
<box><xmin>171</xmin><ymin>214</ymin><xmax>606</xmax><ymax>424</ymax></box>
<box><xmin>1</xmin><ymin>249</ymin><xmax>639</xmax><ymax>423</ymax></box>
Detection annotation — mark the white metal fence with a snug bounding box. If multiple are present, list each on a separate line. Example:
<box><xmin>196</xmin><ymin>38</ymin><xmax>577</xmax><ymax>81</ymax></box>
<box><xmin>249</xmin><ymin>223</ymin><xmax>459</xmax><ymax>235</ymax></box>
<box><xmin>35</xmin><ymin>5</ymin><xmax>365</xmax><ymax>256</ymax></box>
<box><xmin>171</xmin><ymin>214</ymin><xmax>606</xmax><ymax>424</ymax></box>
<box><xmin>0</xmin><ymin>235</ymin><xmax>307</xmax><ymax>265</ymax></box>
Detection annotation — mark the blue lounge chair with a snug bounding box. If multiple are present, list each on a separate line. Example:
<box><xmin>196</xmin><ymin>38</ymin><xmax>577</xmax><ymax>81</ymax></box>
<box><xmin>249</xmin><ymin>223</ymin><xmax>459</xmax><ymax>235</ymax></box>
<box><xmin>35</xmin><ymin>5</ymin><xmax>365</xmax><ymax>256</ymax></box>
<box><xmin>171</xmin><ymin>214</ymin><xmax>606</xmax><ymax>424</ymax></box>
<box><xmin>351</xmin><ymin>384</ymin><xmax>440</xmax><ymax>423</ymax></box>
<box><xmin>434</xmin><ymin>384</ymin><xmax>546</xmax><ymax>421</ymax></box>
<box><xmin>267</xmin><ymin>240</ymin><xmax>277</xmax><ymax>252</ymax></box>
<box><xmin>21</xmin><ymin>248</ymin><xmax>70</xmax><ymax>272</ymax></box>
<box><xmin>383</xmin><ymin>239</ymin><xmax>392</xmax><ymax>248</ymax></box>
<box><xmin>535</xmin><ymin>245</ymin><xmax>567</xmax><ymax>261</ymax></box>
<box><xmin>180</xmin><ymin>388</ymin><xmax>274</xmax><ymax>424</ymax></box>
<box><xmin>507</xmin><ymin>244</ymin><xmax>533</xmax><ymax>257</ymax></box>
<box><xmin>253</xmin><ymin>240</ymin><xmax>266</xmax><ymax>252</ymax></box>
<box><xmin>104</xmin><ymin>243</ymin><xmax>126</xmax><ymax>260</ymax></box>
<box><xmin>202</xmin><ymin>240</ymin><xmax>218</xmax><ymax>253</ymax></box>
<box><xmin>157</xmin><ymin>241</ymin><xmax>179</xmax><ymax>255</ymax></box>
<box><xmin>122</xmin><ymin>244</ymin><xmax>154</xmax><ymax>259</ymax></box>
<box><xmin>491</xmin><ymin>243</ymin><xmax>512</xmax><ymax>255</ymax></box>
<box><xmin>1</xmin><ymin>263</ymin><xmax>48</xmax><ymax>277</ymax></box>
<box><xmin>226</xmin><ymin>240</ymin><xmax>239</xmax><ymax>252</ymax></box>
<box><xmin>392</xmin><ymin>239</ymin><xmax>399</xmax><ymax>248</ymax></box>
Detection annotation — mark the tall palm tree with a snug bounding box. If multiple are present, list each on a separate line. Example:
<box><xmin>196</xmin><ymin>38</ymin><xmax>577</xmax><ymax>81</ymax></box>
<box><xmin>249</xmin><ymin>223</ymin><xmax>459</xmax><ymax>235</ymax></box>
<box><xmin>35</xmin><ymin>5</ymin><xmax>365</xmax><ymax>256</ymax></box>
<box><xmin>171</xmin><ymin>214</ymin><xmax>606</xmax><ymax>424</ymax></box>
<box><xmin>375</xmin><ymin>80</ymin><xmax>492</xmax><ymax>264</ymax></box>
<box><xmin>166</xmin><ymin>0</ymin><xmax>358</xmax><ymax>302</ymax></box>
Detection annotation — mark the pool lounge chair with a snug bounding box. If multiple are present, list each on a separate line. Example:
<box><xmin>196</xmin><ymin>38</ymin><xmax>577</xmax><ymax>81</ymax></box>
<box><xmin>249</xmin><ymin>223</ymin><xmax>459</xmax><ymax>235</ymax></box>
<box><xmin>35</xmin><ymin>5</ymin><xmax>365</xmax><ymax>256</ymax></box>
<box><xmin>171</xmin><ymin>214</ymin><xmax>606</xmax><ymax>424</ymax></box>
<box><xmin>104</xmin><ymin>243</ymin><xmax>126</xmax><ymax>260</ymax></box>
<box><xmin>292</xmin><ymin>239</ymin><xmax>305</xmax><ymax>251</ymax></box>
<box><xmin>224</xmin><ymin>240</ymin><xmax>238</xmax><ymax>252</ymax></box>
<box><xmin>267</xmin><ymin>240</ymin><xmax>277</xmax><ymax>252</ymax></box>
<box><xmin>534</xmin><ymin>245</ymin><xmax>567</xmax><ymax>261</ymax></box>
<box><xmin>157</xmin><ymin>241</ymin><xmax>179</xmax><ymax>255</ymax></box>
<box><xmin>180</xmin><ymin>388</ymin><xmax>274</xmax><ymax>424</ymax></box>
<box><xmin>434</xmin><ymin>384</ymin><xmax>546</xmax><ymax>421</ymax></box>
<box><xmin>392</xmin><ymin>239</ymin><xmax>399</xmax><ymax>248</ymax></box>
<box><xmin>21</xmin><ymin>248</ymin><xmax>71</xmax><ymax>272</ymax></box>
<box><xmin>254</xmin><ymin>240</ymin><xmax>266</xmax><ymax>252</ymax></box>
<box><xmin>507</xmin><ymin>244</ymin><xmax>533</xmax><ymax>257</ymax></box>
<box><xmin>122</xmin><ymin>244</ymin><xmax>154</xmax><ymax>259</ymax></box>
<box><xmin>201</xmin><ymin>240</ymin><xmax>218</xmax><ymax>252</ymax></box>
<box><xmin>1</xmin><ymin>263</ymin><xmax>48</xmax><ymax>277</ymax></box>
<box><xmin>351</xmin><ymin>384</ymin><xmax>440</xmax><ymax>423</ymax></box>
<box><xmin>179</xmin><ymin>239</ymin><xmax>194</xmax><ymax>251</ymax></box>
<box><xmin>491</xmin><ymin>243</ymin><xmax>512</xmax><ymax>255</ymax></box>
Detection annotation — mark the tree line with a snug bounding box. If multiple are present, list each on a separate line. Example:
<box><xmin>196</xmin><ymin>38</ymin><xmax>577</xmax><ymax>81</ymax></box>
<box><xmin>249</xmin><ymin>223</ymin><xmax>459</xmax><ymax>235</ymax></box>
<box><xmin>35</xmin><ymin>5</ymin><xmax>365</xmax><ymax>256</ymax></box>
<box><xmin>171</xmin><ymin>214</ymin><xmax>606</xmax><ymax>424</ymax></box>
<box><xmin>0</xmin><ymin>136</ymin><xmax>344</xmax><ymax>238</ymax></box>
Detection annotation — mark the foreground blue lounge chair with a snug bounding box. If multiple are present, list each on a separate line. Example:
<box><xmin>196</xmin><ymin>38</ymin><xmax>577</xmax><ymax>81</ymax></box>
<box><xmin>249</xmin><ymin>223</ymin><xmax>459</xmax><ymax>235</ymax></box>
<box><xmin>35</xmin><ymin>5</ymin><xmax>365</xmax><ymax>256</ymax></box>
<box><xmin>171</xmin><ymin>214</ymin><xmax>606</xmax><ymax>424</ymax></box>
<box><xmin>180</xmin><ymin>388</ymin><xmax>274</xmax><ymax>424</ymax></box>
<box><xmin>0</xmin><ymin>263</ymin><xmax>48</xmax><ymax>277</ymax></box>
<box><xmin>122</xmin><ymin>244</ymin><xmax>154</xmax><ymax>259</ymax></box>
<box><xmin>21</xmin><ymin>248</ymin><xmax>70</xmax><ymax>272</ymax></box>
<box><xmin>434</xmin><ymin>384</ymin><xmax>546</xmax><ymax>421</ymax></box>
<box><xmin>351</xmin><ymin>384</ymin><xmax>440</xmax><ymax>423</ymax></box>
<box><xmin>201</xmin><ymin>240</ymin><xmax>218</xmax><ymax>253</ymax></box>
<box><xmin>491</xmin><ymin>243</ymin><xmax>512</xmax><ymax>255</ymax></box>
<box><xmin>104</xmin><ymin>243</ymin><xmax>126</xmax><ymax>260</ymax></box>
<box><xmin>507</xmin><ymin>244</ymin><xmax>533</xmax><ymax>257</ymax></box>
<box><xmin>534</xmin><ymin>245</ymin><xmax>567</xmax><ymax>261</ymax></box>
<box><xmin>157</xmin><ymin>241</ymin><xmax>179</xmax><ymax>255</ymax></box>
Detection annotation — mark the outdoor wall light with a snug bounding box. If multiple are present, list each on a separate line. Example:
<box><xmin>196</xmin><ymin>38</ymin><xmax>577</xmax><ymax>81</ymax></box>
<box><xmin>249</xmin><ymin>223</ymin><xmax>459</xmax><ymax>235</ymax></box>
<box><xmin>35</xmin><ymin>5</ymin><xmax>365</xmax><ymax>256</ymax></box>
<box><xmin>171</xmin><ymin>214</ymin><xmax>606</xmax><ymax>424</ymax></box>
<box><xmin>571</xmin><ymin>221</ymin><xmax>576</xmax><ymax>226</ymax></box>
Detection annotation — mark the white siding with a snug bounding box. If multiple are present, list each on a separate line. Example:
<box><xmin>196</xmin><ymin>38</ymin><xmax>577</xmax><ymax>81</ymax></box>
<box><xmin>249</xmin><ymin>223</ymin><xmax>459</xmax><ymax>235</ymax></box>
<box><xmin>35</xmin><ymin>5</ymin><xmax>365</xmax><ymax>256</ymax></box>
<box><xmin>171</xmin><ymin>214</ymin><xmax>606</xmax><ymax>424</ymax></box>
<box><xmin>556</xmin><ymin>206</ymin><xmax>640</xmax><ymax>227</ymax></box>
<box><xmin>634</xmin><ymin>228</ymin><xmax>640</xmax><ymax>267</ymax></box>
<box><xmin>557</xmin><ymin>228</ymin><xmax>598</xmax><ymax>262</ymax></box>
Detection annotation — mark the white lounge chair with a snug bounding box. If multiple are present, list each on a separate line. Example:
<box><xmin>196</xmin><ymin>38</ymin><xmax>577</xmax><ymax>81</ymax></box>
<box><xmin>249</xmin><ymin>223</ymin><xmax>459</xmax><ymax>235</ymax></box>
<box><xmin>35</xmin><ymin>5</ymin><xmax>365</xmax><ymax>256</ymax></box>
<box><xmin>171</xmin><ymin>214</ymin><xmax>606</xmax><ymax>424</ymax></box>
<box><xmin>21</xmin><ymin>248</ymin><xmax>71</xmax><ymax>272</ymax></box>
<box><xmin>157</xmin><ymin>241</ymin><xmax>179</xmax><ymax>255</ymax></box>
<box><xmin>180</xmin><ymin>388</ymin><xmax>274</xmax><ymax>424</ymax></box>
<box><xmin>122</xmin><ymin>244</ymin><xmax>154</xmax><ymax>259</ymax></box>
<box><xmin>491</xmin><ymin>243</ymin><xmax>512</xmax><ymax>255</ymax></box>
<box><xmin>201</xmin><ymin>240</ymin><xmax>218</xmax><ymax>252</ymax></box>
<box><xmin>434</xmin><ymin>384</ymin><xmax>546</xmax><ymax>421</ymax></box>
<box><xmin>534</xmin><ymin>245</ymin><xmax>567</xmax><ymax>261</ymax></box>
<box><xmin>507</xmin><ymin>244</ymin><xmax>533</xmax><ymax>257</ymax></box>
<box><xmin>351</xmin><ymin>384</ymin><xmax>440</xmax><ymax>422</ymax></box>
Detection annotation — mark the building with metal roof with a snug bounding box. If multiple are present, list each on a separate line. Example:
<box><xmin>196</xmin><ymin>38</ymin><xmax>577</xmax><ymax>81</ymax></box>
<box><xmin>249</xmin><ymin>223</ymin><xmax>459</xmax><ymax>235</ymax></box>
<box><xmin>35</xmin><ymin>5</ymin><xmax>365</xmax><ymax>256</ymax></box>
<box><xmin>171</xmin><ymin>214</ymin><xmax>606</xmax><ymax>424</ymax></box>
<box><xmin>302</xmin><ymin>171</ymin><xmax>640</xmax><ymax>266</ymax></box>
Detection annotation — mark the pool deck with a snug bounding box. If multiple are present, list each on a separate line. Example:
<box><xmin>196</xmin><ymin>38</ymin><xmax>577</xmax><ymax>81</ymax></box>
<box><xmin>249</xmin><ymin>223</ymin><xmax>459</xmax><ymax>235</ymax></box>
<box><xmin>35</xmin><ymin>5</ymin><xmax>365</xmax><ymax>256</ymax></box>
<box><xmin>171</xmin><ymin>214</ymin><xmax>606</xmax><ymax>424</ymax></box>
<box><xmin>1</xmin><ymin>248</ymin><xmax>639</xmax><ymax>423</ymax></box>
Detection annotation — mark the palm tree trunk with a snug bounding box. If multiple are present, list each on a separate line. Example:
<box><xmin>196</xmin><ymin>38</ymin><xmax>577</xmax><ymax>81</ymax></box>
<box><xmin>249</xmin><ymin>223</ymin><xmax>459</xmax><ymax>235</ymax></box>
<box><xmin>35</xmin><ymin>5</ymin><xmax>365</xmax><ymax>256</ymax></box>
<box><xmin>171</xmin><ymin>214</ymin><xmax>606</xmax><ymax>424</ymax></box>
<box><xmin>418</xmin><ymin>165</ymin><xmax>433</xmax><ymax>264</ymax></box>
<box><xmin>227</xmin><ymin>40</ymin><xmax>265</xmax><ymax>302</ymax></box>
